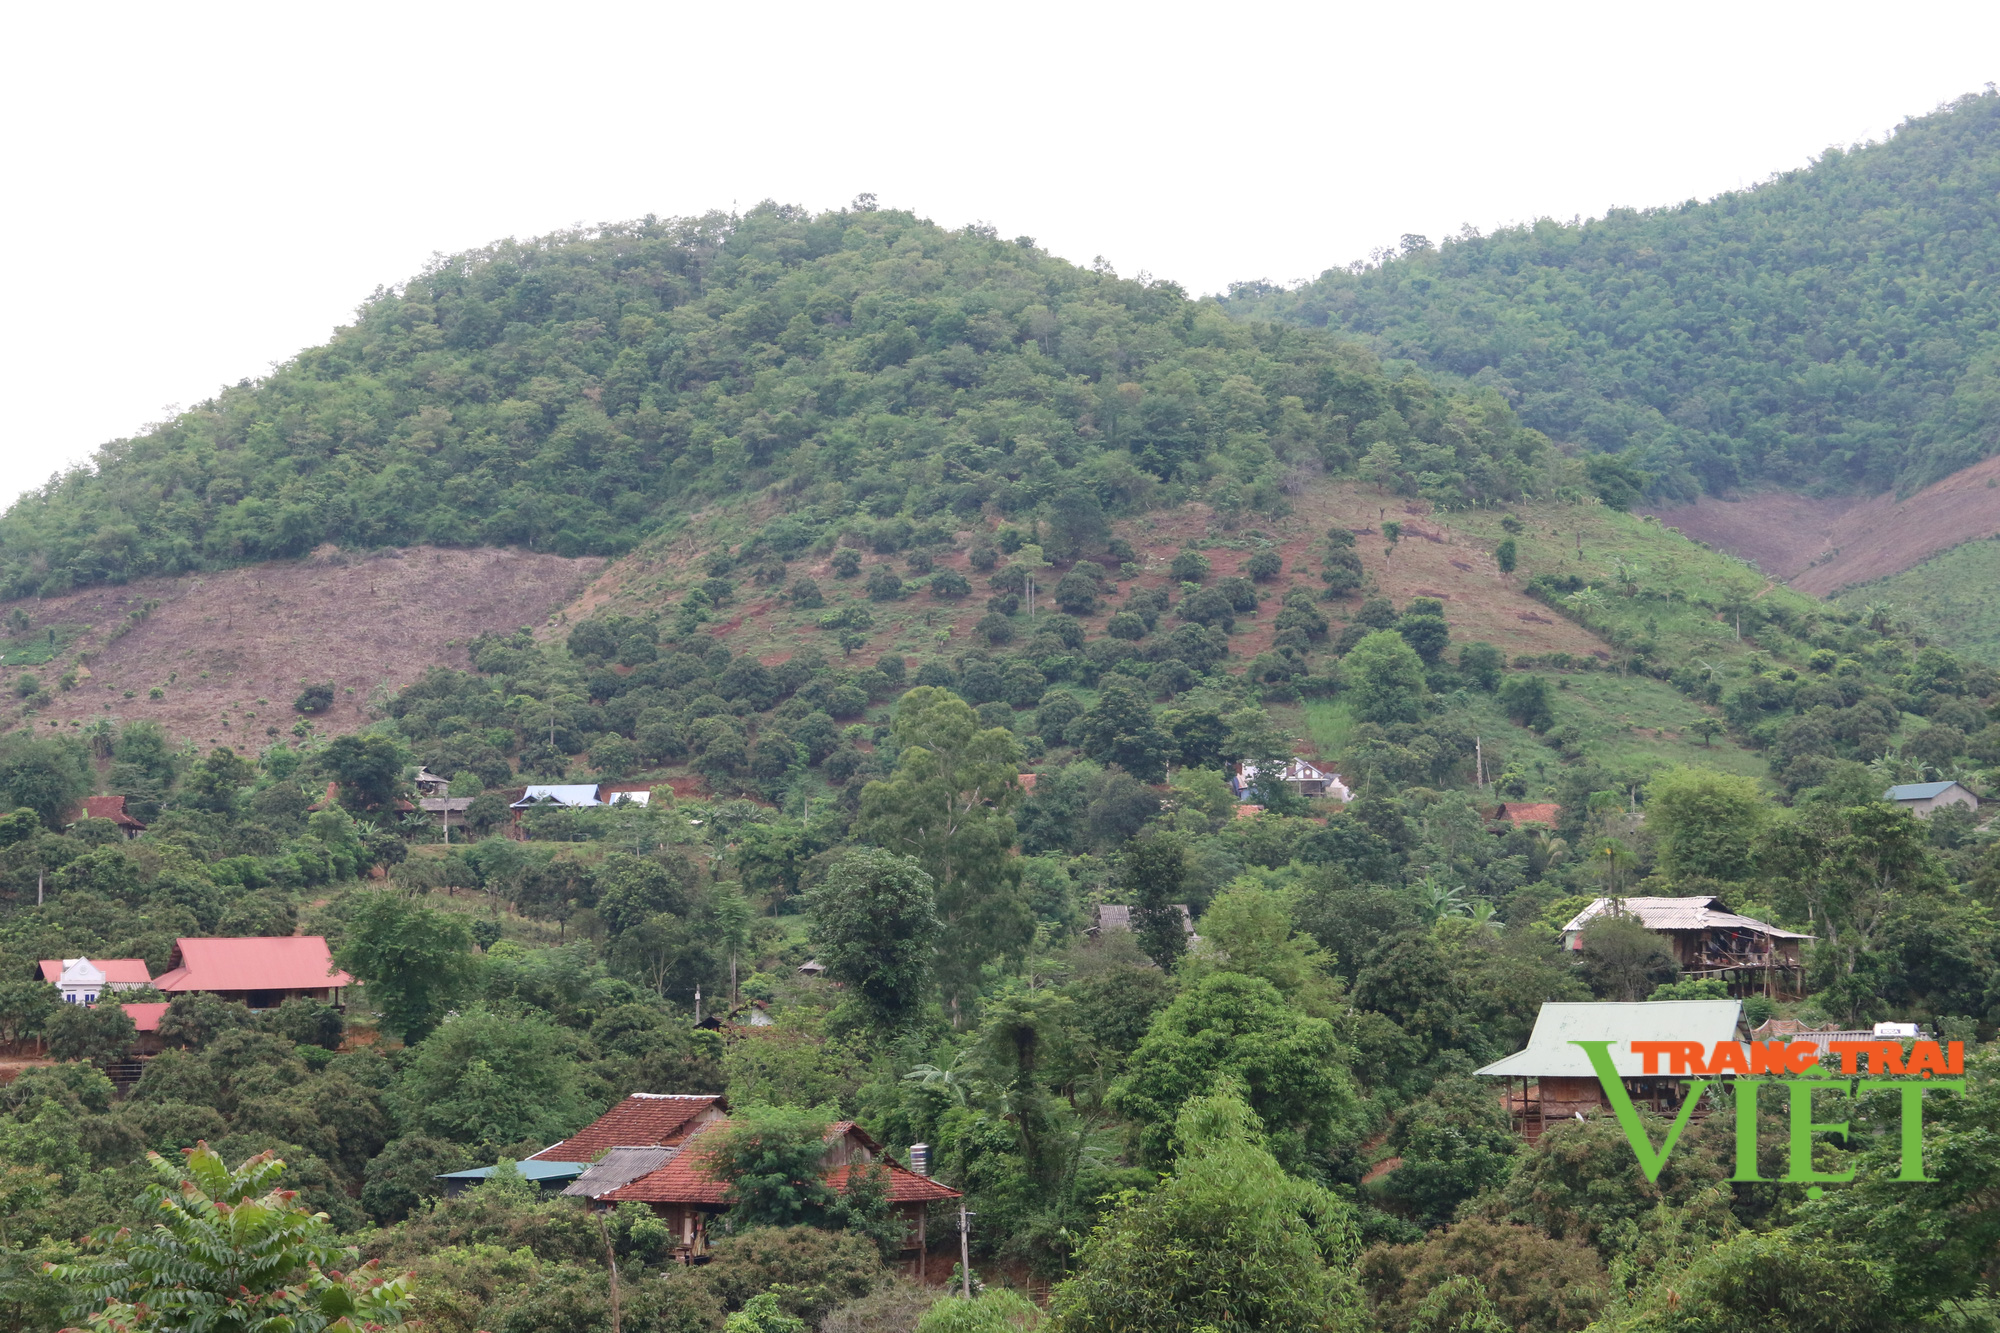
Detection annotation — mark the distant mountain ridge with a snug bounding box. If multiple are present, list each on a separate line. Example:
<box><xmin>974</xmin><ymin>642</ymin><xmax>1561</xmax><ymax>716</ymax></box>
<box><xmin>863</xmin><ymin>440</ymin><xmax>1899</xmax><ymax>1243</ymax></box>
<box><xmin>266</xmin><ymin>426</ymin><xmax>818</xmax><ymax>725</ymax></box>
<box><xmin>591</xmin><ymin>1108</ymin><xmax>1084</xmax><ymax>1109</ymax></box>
<box><xmin>1226</xmin><ymin>90</ymin><xmax>2000</xmax><ymax>502</ymax></box>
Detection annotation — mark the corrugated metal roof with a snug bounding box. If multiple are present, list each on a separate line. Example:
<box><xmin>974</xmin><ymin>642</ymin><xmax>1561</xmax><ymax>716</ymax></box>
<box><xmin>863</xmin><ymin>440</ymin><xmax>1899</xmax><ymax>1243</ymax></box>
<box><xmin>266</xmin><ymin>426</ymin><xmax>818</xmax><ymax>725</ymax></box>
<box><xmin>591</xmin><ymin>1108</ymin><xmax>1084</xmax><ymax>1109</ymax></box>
<box><xmin>1474</xmin><ymin>1000</ymin><xmax>1744</xmax><ymax>1078</ymax></box>
<box><xmin>41</xmin><ymin>957</ymin><xmax>152</xmax><ymax>985</ymax></box>
<box><xmin>153</xmin><ymin>937</ymin><xmax>352</xmax><ymax>993</ymax></box>
<box><xmin>1560</xmin><ymin>897</ymin><xmax>1811</xmax><ymax>939</ymax></box>
<box><xmin>510</xmin><ymin>784</ymin><xmax>604</xmax><ymax>808</ymax></box>
<box><xmin>1886</xmin><ymin>781</ymin><xmax>1961</xmax><ymax>801</ymax></box>
<box><xmin>562</xmin><ymin>1146</ymin><xmax>677</xmax><ymax>1198</ymax></box>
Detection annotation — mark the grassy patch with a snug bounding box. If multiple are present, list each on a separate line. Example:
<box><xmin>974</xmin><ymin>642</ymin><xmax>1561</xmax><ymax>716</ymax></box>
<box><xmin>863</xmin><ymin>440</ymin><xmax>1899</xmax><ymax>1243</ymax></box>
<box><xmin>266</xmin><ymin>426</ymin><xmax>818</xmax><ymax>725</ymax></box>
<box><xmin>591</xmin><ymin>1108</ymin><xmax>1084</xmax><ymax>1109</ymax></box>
<box><xmin>0</xmin><ymin>624</ymin><xmax>85</xmax><ymax>667</ymax></box>
<box><xmin>1302</xmin><ymin>699</ymin><xmax>1357</xmax><ymax>757</ymax></box>
<box><xmin>1834</xmin><ymin>535</ymin><xmax>2000</xmax><ymax>666</ymax></box>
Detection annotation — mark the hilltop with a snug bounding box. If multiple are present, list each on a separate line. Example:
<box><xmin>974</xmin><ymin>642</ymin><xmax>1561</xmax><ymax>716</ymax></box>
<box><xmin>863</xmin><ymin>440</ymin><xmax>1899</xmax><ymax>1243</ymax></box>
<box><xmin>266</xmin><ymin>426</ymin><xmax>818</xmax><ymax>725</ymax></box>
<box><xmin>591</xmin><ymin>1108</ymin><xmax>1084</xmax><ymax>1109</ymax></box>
<box><xmin>1226</xmin><ymin>90</ymin><xmax>2000</xmax><ymax>501</ymax></box>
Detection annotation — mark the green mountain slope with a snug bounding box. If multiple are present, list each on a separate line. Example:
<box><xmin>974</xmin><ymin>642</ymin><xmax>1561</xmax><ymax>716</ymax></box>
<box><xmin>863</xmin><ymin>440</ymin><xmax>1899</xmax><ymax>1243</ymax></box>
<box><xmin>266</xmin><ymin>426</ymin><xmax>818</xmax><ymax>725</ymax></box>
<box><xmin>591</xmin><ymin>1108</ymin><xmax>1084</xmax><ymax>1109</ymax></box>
<box><xmin>0</xmin><ymin>205</ymin><xmax>1551</xmax><ymax>599</ymax></box>
<box><xmin>1227</xmin><ymin>90</ymin><xmax>2000</xmax><ymax>500</ymax></box>
<box><xmin>1836</xmin><ymin>534</ymin><xmax>2000</xmax><ymax>666</ymax></box>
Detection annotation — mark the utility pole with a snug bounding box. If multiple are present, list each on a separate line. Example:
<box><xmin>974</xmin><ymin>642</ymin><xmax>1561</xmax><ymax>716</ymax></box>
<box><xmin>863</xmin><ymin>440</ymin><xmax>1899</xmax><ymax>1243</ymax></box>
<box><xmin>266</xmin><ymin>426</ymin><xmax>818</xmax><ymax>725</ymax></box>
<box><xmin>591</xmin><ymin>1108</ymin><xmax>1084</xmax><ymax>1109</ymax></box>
<box><xmin>958</xmin><ymin>1203</ymin><xmax>974</xmax><ymax>1299</ymax></box>
<box><xmin>1475</xmin><ymin>737</ymin><xmax>1485</xmax><ymax>790</ymax></box>
<box><xmin>693</xmin><ymin>987</ymin><xmax>702</xmax><ymax>1027</ymax></box>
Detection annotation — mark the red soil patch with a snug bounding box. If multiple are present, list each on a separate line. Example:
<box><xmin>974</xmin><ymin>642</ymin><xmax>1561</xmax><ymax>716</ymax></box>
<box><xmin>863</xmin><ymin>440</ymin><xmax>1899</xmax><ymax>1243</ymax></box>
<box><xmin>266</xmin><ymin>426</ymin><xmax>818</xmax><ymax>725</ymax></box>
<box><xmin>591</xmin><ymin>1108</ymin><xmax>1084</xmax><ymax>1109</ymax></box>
<box><xmin>1643</xmin><ymin>491</ymin><xmax>1865</xmax><ymax>580</ymax></box>
<box><xmin>8</xmin><ymin>546</ymin><xmax>601</xmax><ymax>745</ymax></box>
<box><xmin>1646</xmin><ymin>453</ymin><xmax>2000</xmax><ymax>594</ymax></box>
<box><xmin>658</xmin><ymin>774</ymin><xmax>710</xmax><ymax>800</ymax></box>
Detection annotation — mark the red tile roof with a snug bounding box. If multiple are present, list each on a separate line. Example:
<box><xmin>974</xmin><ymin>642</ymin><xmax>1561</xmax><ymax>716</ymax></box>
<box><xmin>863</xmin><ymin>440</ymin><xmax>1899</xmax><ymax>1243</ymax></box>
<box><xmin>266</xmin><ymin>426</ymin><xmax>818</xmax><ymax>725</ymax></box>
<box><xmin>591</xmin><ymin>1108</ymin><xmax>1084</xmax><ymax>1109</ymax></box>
<box><xmin>825</xmin><ymin>1162</ymin><xmax>963</xmax><ymax>1204</ymax></box>
<box><xmin>120</xmin><ymin>1001</ymin><xmax>170</xmax><ymax>1032</ymax></box>
<box><xmin>599</xmin><ymin>1118</ymin><xmax>960</xmax><ymax>1206</ymax></box>
<box><xmin>81</xmin><ymin>796</ymin><xmax>146</xmax><ymax>829</ymax></box>
<box><xmin>40</xmin><ymin>958</ymin><xmax>154</xmax><ymax>985</ymax></box>
<box><xmin>152</xmin><ymin>937</ymin><xmax>352</xmax><ymax>993</ymax></box>
<box><xmin>531</xmin><ymin>1094</ymin><xmax>726</xmax><ymax>1163</ymax></box>
<box><xmin>1497</xmin><ymin>802</ymin><xmax>1562</xmax><ymax>827</ymax></box>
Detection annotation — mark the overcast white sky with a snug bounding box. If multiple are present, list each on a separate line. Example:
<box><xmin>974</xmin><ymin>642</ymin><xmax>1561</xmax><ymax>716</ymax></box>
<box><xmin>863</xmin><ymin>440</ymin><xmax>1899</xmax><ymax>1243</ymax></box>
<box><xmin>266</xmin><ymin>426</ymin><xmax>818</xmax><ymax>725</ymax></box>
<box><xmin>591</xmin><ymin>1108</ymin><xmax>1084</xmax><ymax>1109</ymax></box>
<box><xmin>3</xmin><ymin>0</ymin><xmax>1997</xmax><ymax>510</ymax></box>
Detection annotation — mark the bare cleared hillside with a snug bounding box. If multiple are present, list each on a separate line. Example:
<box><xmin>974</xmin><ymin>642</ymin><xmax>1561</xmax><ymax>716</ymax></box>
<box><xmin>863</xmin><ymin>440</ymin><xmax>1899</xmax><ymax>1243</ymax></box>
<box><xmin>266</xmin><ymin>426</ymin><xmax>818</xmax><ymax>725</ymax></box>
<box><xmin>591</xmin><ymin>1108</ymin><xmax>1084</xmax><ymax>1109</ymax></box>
<box><xmin>7</xmin><ymin>547</ymin><xmax>602</xmax><ymax>745</ymax></box>
<box><xmin>1646</xmin><ymin>452</ymin><xmax>2000</xmax><ymax>594</ymax></box>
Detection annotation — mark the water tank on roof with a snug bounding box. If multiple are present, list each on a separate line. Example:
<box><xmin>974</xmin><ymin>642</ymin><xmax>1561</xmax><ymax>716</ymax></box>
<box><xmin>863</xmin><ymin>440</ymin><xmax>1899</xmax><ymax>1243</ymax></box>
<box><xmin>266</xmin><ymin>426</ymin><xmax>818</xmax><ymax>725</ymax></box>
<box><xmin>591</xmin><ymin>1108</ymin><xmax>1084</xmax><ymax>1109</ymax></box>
<box><xmin>908</xmin><ymin>1143</ymin><xmax>930</xmax><ymax>1176</ymax></box>
<box><xmin>1872</xmin><ymin>1021</ymin><xmax>1921</xmax><ymax>1038</ymax></box>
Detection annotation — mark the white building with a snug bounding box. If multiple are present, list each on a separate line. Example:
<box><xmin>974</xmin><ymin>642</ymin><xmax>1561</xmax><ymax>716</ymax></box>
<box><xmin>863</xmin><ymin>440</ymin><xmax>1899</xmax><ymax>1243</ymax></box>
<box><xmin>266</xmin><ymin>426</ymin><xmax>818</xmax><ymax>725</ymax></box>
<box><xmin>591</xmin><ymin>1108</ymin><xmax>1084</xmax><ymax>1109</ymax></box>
<box><xmin>39</xmin><ymin>957</ymin><xmax>153</xmax><ymax>1006</ymax></box>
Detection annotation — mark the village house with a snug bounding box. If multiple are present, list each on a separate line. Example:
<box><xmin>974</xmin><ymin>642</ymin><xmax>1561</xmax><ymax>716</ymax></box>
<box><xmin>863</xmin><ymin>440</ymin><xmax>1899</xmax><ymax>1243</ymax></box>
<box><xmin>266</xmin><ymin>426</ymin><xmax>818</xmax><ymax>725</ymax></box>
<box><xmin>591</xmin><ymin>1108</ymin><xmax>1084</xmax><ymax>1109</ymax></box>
<box><xmin>40</xmin><ymin>956</ymin><xmax>153</xmax><ymax>1005</ymax></box>
<box><xmin>1230</xmin><ymin>758</ymin><xmax>1350</xmax><ymax>802</ymax></box>
<box><xmin>1561</xmin><ymin>896</ymin><xmax>1812</xmax><ymax>999</ymax></box>
<box><xmin>73</xmin><ymin>795</ymin><xmax>147</xmax><ymax>839</ymax></box>
<box><xmin>152</xmin><ymin>936</ymin><xmax>352</xmax><ymax>1009</ymax></box>
<box><xmin>438</xmin><ymin>1093</ymin><xmax>730</xmax><ymax>1196</ymax></box>
<box><xmin>1475</xmin><ymin>1000</ymin><xmax>1746</xmax><ymax>1140</ymax></box>
<box><xmin>1492</xmin><ymin>801</ymin><xmax>1562</xmax><ymax>830</ymax></box>
<box><xmin>1884</xmin><ymin>780</ymin><xmax>1979</xmax><ymax>818</ymax></box>
<box><xmin>1088</xmin><ymin>903</ymin><xmax>1199</xmax><ymax>943</ymax></box>
<box><xmin>598</xmin><ymin>1118</ymin><xmax>960</xmax><ymax>1270</ymax></box>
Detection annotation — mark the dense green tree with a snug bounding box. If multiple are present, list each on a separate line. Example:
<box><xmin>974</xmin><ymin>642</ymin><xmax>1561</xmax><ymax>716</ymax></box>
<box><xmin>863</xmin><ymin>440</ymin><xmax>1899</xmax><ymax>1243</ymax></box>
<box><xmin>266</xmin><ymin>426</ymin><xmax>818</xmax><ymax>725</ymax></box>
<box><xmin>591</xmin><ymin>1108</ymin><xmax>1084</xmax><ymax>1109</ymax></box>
<box><xmin>1113</xmin><ymin>973</ymin><xmax>1357</xmax><ymax>1173</ymax></box>
<box><xmin>0</xmin><ymin>734</ymin><xmax>91</xmax><ymax>829</ymax></box>
<box><xmin>857</xmin><ymin>689</ymin><xmax>1031</xmax><ymax>1016</ymax></box>
<box><xmin>1345</xmin><ymin>630</ymin><xmax>1429</xmax><ymax>725</ymax></box>
<box><xmin>1120</xmin><ymin>831</ymin><xmax>1190</xmax><ymax>971</ymax></box>
<box><xmin>1047</xmin><ymin>1088</ymin><xmax>1365</xmax><ymax>1332</ymax></box>
<box><xmin>42</xmin><ymin>1000</ymin><xmax>135</xmax><ymax>1065</ymax></box>
<box><xmin>804</xmin><ymin>848</ymin><xmax>941</xmax><ymax>1030</ymax></box>
<box><xmin>336</xmin><ymin>892</ymin><xmax>479</xmax><ymax>1041</ymax></box>
<box><xmin>320</xmin><ymin>733</ymin><xmax>408</xmax><ymax>812</ymax></box>
<box><xmin>390</xmin><ymin>1007</ymin><xmax>593</xmax><ymax>1151</ymax></box>
<box><xmin>1643</xmin><ymin>767</ymin><xmax>1769</xmax><ymax>882</ymax></box>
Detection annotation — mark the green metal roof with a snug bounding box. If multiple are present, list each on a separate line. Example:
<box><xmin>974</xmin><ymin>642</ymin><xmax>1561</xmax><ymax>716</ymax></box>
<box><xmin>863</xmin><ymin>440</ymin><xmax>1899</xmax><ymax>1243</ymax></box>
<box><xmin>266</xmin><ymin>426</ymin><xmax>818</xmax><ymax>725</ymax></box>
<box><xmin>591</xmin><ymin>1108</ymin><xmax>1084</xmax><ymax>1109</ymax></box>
<box><xmin>435</xmin><ymin>1160</ymin><xmax>586</xmax><ymax>1182</ymax></box>
<box><xmin>1474</xmin><ymin>1000</ymin><xmax>1744</xmax><ymax>1079</ymax></box>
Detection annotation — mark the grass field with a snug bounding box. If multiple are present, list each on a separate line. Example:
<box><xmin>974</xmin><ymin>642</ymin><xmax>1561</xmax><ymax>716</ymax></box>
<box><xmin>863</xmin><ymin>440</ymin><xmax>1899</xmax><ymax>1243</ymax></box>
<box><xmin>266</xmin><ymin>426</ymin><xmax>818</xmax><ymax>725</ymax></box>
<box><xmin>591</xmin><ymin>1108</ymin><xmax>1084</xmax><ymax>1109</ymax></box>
<box><xmin>1834</xmin><ymin>535</ymin><xmax>2000</xmax><ymax>667</ymax></box>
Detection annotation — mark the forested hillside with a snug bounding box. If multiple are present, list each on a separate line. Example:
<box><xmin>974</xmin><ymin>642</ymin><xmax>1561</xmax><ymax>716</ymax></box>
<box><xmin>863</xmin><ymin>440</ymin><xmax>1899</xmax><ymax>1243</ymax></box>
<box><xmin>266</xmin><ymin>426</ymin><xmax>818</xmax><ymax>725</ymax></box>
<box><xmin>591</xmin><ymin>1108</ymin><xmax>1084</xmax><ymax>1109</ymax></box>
<box><xmin>2</xmin><ymin>185</ymin><xmax>2000</xmax><ymax>1333</ymax></box>
<box><xmin>1228</xmin><ymin>90</ymin><xmax>2000</xmax><ymax>500</ymax></box>
<box><xmin>0</xmin><ymin>202</ymin><xmax>1549</xmax><ymax>599</ymax></box>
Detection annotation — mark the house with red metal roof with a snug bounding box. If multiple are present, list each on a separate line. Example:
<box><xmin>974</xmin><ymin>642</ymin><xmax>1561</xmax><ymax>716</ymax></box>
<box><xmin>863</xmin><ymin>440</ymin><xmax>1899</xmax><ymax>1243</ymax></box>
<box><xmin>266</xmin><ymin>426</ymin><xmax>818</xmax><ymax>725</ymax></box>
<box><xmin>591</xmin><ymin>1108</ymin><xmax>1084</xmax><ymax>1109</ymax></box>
<box><xmin>40</xmin><ymin>957</ymin><xmax>153</xmax><ymax>1005</ymax></box>
<box><xmin>152</xmin><ymin>937</ymin><xmax>352</xmax><ymax>1008</ymax></box>
<box><xmin>530</xmin><ymin>1093</ymin><xmax>729</xmax><ymax>1164</ymax></box>
<box><xmin>599</xmin><ymin>1119</ymin><xmax>959</xmax><ymax>1269</ymax></box>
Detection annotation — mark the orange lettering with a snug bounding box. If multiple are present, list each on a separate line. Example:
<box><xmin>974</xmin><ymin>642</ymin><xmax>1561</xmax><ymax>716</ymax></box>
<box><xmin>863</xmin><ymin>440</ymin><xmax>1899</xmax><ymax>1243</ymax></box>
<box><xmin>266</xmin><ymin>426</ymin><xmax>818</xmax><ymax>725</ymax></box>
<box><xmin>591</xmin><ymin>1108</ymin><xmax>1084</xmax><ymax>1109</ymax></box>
<box><xmin>1948</xmin><ymin>1041</ymin><xmax>1964</xmax><ymax>1075</ymax></box>
<box><xmin>1707</xmin><ymin>1041</ymin><xmax>1750</xmax><ymax>1076</ymax></box>
<box><xmin>1632</xmin><ymin>1041</ymin><xmax>1675</xmax><ymax>1075</ymax></box>
<box><xmin>1673</xmin><ymin>1041</ymin><xmax>1708</xmax><ymax>1075</ymax></box>
<box><xmin>1783</xmin><ymin>1043</ymin><xmax>1821</xmax><ymax>1074</ymax></box>
<box><xmin>1828</xmin><ymin>1041</ymin><xmax>1868</xmax><ymax>1074</ymax></box>
<box><xmin>1749</xmin><ymin>1041</ymin><xmax>1787</xmax><ymax>1075</ymax></box>
<box><xmin>1906</xmin><ymin>1041</ymin><xmax>1946</xmax><ymax>1079</ymax></box>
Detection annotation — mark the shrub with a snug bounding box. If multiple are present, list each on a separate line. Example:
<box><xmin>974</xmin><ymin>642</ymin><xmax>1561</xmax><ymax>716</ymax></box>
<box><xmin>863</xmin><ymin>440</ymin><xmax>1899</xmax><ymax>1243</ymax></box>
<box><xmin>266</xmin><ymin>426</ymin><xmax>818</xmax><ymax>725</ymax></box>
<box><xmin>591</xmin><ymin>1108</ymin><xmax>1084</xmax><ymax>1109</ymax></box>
<box><xmin>1169</xmin><ymin>549</ymin><xmax>1210</xmax><ymax>582</ymax></box>
<box><xmin>1106</xmin><ymin>612</ymin><xmax>1147</xmax><ymax>640</ymax></box>
<box><xmin>976</xmin><ymin>613</ymin><xmax>1014</xmax><ymax>646</ymax></box>
<box><xmin>831</xmin><ymin>548</ymin><xmax>862</xmax><ymax>577</ymax></box>
<box><xmin>790</xmin><ymin>579</ymin><xmax>826</xmax><ymax>609</ymax></box>
<box><xmin>865</xmin><ymin>567</ymin><xmax>905</xmax><ymax>601</ymax></box>
<box><xmin>1246</xmin><ymin>548</ymin><xmax>1282</xmax><ymax>580</ymax></box>
<box><xmin>915</xmin><ymin>1289</ymin><xmax>1041</xmax><ymax>1332</ymax></box>
<box><xmin>931</xmin><ymin>570</ymin><xmax>971</xmax><ymax>599</ymax></box>
<box><xmin>294</xmin><ymin>682</ymin><xmax>336</xmax><ymax>714</ymax></box>
<box><xmin>702</xmin><ymin>1226</ymin><xmax>887</xmax><ymax>1323</ymax></box>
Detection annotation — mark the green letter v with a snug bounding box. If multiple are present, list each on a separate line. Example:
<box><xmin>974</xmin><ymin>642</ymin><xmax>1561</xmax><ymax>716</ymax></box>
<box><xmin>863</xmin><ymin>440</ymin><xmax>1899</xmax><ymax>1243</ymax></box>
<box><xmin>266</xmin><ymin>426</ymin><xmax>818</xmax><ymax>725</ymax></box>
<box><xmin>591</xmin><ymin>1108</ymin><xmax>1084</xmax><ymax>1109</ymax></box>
<box><xmin>1570</xmin><ymin>1040</ymin><xmax>1709</xmax><ymax>1184</ymax></box>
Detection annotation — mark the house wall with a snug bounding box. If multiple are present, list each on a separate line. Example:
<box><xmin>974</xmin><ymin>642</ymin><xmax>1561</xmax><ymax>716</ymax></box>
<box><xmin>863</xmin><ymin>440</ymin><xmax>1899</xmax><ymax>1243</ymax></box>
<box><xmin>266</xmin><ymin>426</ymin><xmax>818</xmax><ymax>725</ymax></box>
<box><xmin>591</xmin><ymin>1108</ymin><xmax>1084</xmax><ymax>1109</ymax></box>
<box><xmin>1909</xmin><ymin>788</ymin><xmax>1978</xmax><ymax>817</ymax></box>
